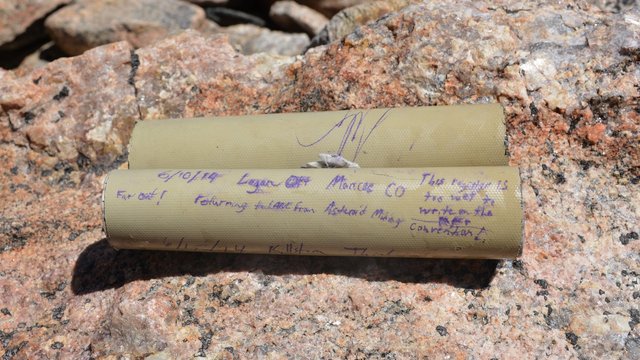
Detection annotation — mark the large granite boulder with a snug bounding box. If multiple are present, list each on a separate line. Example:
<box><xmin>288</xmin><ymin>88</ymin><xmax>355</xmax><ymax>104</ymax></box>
<box><xmin>0</xmin><ymin>1</ymin><xmax>638</xmax><ymax>358</ymax></box>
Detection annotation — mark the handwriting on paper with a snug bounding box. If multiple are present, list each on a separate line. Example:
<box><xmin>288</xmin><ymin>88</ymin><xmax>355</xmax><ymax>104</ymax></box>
<box><xmin>296</xmin><ymin>109</ymin><xmax>392</xmax><ymax>161</ymax></box>
<box><xmin>113</xmin><ymin>169</ymin><xmax>514</xmax><ymax>256</ymax></box>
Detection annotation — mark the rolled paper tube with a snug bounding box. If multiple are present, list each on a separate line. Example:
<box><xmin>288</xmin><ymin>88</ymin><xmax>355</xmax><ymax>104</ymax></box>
<box><xmin>127</xmin><ymin>103</ymin><xmax>508</xmax><ymax>169</ymax></box>
<box><xmin>103</xmin><ymin>167</ymin><xmax>523</xmax><ymax>259</ymax></box>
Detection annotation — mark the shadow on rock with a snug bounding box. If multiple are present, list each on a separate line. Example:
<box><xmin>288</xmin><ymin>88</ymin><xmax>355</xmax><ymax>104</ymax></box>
<box><xmin>72</xmin><ymin>239</ymin><xmax>498</xmax><ymax>294</ymax></box>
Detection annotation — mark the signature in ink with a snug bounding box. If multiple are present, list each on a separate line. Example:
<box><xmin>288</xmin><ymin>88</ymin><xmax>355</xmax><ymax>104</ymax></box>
<box><xmin>296</xmin><ymin>108</ymin><xmax>392</xmax><ymax>161</ymax></box>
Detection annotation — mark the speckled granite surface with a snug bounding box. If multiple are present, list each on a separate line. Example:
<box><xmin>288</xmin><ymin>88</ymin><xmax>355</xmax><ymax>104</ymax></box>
<box><xmin>1</xmin><ymin>1</ymin><xmax>639</xmax><ymax>358</ymax></box>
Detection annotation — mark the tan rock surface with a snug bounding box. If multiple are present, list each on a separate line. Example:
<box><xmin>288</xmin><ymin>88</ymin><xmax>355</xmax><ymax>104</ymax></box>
<box><xmin>44</xmin><ymin>0</ymin><xmax>207</xmax><ymax>55</ymax></box>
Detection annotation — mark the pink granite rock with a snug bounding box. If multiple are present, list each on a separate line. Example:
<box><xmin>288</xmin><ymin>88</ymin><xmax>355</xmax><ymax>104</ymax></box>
<box><xmin>0</xmin><ymin>0</ymin><xmax>69</xmax><ymax>50</ymax></box>
<box><xmin>0</xmin><ymin>1</ymin><xmax>639</xmax><ymax>359</ymax></box>
<box><xmin>270</xmin><ymin>1</ymin><xmax>329</xmax><ymax>36</ymax></box>
<box><xmin>0</xmin><ymin>41</ymin><xmax>138</xmax><ymax>173</ymax></box>
<box><xmin>44</xmin><ymin>0</ymin><xmax>207</xmax><ymax>55</ymax></box>
<box><xmin>133</xmin><ymin>30</ymin><xmax>296</xmax><ymax>120</ymax></box>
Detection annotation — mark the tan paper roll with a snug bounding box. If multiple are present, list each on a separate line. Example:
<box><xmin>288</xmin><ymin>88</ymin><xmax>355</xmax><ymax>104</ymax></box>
<box><xmin>128</xmin><ymin>104</ymin><xmax>507</xmax><ymax>169</ymax></box>
<box><xmin>103</xmin><ymin>167</ymin><xmax>523</xmax><ymax>259</ymax></box>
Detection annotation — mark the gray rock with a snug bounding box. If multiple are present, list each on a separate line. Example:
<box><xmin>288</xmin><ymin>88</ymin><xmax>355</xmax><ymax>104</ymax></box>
<box><xmin>220</xmin><ymin>24</ymin><xmax>310</xmax><ymax>55</ymax></box>
<box><xmin>589</xmin><ymin>0</ymin><xmax>638</xmax><ymax>12</ymax></box>
<box><xmin>293</xmin><ymin>0</ymin><xmax>374</xmax><ymax>17</ymax></box>
<box><xmin>44</xmin><ymin>0</ymin><xmax>207</xmax><ymax>55</ymax></box>
<box><xmin>270</xmin><ymin>1</ymin><xmax>329</xmax><ymax>36</ymax></box>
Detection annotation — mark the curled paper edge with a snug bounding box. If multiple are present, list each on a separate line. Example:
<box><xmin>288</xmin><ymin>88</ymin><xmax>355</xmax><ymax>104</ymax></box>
<box><xmin>302</xmin><ymin>153</ymin><xmax>360</xmax><ymax>168</ymax></box>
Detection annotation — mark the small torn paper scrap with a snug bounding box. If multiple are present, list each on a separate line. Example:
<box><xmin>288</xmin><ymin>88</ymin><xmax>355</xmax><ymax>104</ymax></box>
<box><xmin>302</xmin><ymin>154</ymin><xmax>360</xmax><ymax>168</ymax></box>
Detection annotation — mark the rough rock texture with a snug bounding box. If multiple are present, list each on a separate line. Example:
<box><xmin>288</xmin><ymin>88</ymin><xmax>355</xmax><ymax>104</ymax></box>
<box><xmin>270</xmin><ymin>0</ymin><xmax>329</xmax><ymax>36</ymax></box>
<box><xmin>133</xmin><ymin>30</ymin><xmax>296</xmax><ymax>120</ymax></box>
<box><xmin>1</xmin><ymin>1</ymin><xmax>639</xmax><ymax>358</ymax></box>
<box><xmin>44</xmin><ymin>0</ymin><xmax>207</xmax><ymax>55</ymax></box>
<box><xmin>0</xmin><ymin>0</ymin><xmax>69</xmax><ymax>50</ymax></box>
<box><xmin>312</xmin><ymin>0</ymin><xmax>413</xmax><ymax>46</ymax></box>
<box><xmin>0</xmin><ymin>42</ymin><xmax>138</xmax><ymax>173</ymax></box>
<box><xmin>220</xmin><ymin>24</ymin><xmax>310</xmax><ymax>56</ymax></box>
<box><xmin>591</xmin><ymin>0</ymin><xmax>639</xmax><ymax>12</ymax></box>
<box><xmin>292</xmin><ymin>0</ymin><xmax>373</xmax><ymax>17</ymax></box>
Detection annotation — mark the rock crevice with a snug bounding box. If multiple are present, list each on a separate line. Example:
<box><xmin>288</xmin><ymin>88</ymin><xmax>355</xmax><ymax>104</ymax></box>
<box><xmin>128</xmin><ymin>50</ymin><xmax>144</xmax><ymax>122</ymax></box>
